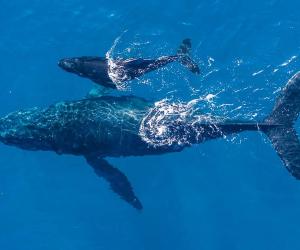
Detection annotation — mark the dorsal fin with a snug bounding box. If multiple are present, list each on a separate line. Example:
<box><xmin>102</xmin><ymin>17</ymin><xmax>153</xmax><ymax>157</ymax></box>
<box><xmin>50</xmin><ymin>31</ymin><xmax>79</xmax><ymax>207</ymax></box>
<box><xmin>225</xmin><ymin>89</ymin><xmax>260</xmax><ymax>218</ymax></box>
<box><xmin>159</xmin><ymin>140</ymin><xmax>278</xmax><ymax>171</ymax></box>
<box><xmin>86</xmin><ymin>85</ymin><xmax>112</xmax><ymax>98</ymax></box>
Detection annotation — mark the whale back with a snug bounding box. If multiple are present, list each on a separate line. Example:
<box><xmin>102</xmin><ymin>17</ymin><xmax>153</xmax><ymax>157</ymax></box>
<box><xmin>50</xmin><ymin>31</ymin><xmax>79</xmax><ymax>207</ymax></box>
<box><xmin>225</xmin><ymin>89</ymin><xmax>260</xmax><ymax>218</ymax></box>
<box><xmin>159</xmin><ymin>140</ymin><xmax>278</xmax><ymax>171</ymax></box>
<box><xmin>0</xmin><ymin>96</ymin><xmax>154</xmax><ymax>156</ymax></box>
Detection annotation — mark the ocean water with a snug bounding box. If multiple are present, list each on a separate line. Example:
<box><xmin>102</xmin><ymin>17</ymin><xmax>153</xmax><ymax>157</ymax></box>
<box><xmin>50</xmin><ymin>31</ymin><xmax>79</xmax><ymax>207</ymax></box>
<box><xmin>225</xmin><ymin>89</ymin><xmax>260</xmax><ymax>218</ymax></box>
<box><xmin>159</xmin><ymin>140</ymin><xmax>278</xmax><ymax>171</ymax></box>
<box><xmin>1</xmin><ymin>0</ymin><xmax>300</xmax><ymax>249</ymax></box>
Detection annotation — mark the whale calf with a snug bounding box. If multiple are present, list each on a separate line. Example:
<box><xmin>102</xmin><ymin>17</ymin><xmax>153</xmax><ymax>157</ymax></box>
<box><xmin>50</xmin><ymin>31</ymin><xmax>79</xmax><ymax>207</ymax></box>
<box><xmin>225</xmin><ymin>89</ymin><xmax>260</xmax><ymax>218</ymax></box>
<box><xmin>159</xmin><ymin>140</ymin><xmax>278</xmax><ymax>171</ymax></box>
<box><xmin>58</xmin><ymin>39</ymin><xmax>200</xmax><ymax>89</ymax></box>
<box><xmin>1</xmin><ymin>73</ymin><xmax>300</xmax><ymax>209</ymax></box>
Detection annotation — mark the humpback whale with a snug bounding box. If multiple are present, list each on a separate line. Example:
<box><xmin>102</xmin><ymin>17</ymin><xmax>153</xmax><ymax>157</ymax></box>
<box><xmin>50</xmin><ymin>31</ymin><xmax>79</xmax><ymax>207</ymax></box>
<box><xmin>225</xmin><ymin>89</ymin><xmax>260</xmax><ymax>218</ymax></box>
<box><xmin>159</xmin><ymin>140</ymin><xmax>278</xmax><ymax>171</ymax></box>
<box><xmin>1</xmin><ymin>72</ymin><xmax>300</xmax><ymax>210</ymax></box>
<box><xmin>58</xmin><ymin>39</ymin><xmax>200</xmax><ymax>89</ymax></box>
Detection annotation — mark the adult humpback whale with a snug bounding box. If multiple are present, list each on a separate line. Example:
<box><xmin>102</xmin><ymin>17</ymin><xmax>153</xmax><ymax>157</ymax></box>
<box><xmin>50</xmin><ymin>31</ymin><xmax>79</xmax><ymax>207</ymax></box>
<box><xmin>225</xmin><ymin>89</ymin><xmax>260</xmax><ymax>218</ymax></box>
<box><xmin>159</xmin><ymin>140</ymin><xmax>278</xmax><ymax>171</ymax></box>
<box><xmin>58</xmin><ymin>39</ymin><xmax>200</xmax><ymax>89</ymax></box>
<box><xmin>1</xmin><ymin>73</ymin><xmax>300</xmax><ymax>210</ymax></box>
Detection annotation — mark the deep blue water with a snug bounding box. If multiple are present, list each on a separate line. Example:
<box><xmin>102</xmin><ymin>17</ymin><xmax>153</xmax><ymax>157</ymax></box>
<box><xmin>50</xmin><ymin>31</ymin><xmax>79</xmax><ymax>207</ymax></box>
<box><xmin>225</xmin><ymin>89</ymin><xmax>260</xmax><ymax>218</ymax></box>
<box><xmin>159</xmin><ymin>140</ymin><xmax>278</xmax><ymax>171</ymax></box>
<box><xmin>1</xmin><ymin>1</ymin><xmax>300</xmax><ymax>249</ymax></box>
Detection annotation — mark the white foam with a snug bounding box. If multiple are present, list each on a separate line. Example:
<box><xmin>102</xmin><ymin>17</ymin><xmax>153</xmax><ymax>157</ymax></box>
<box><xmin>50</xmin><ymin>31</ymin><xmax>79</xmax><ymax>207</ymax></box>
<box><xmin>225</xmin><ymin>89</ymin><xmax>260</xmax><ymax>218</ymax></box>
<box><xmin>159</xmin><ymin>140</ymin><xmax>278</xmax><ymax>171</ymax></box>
<box><xmin>105</xmin><ymin>31</ymin><xmax>131</xmax><ymax>90</ymax></box>
<box><xmin>203</xmin><ymin>69</ymin><xmax>219</xmax><ymax>78</ymax></box>
<box><xmin>280</xmin><ymin>55</ymin><xmax>297</xmax><ymax>67</ymax></box>
<box><xmin>139</xmin><ymin>97</ymin><xmax>225</xmax><ymax>147</ymax></box>
<box><xmin>204</xmin><ymin>93</ymin><xmax>217</xmax><ymax>102</ymax></box>
<box><xmin>235</xmin><ymin>59</ymin><xmax>243</xmax><ymax>66</ymax></box>
<box><xmin>252</xmin><ymin>69</ymin><xmax>264</xmax><ymax>76</ymax></box>
<box><xmin>208</xmin><ymin>57</ymin><xmax>215</xmax><ymax>67</ymax></box>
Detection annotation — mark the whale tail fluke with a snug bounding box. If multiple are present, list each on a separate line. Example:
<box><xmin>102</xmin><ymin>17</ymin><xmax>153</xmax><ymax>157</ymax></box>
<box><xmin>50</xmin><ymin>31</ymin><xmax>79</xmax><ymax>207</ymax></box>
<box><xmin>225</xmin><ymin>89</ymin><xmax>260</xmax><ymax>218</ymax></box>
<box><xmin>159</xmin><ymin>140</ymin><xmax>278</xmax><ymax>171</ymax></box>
<box><xmin>264</xmin><ymin>72</ymin><xmax>300</xmax><ymax>126</ymax></box>
<box><xmin>263</xmin><ymin>72</ymin><xmax>300</xmax><ymax>179</ymax></box>
<box><xmin>177</xmin><ymin>38</ymin><xmax>200</xmax><ymax>74</ymax></box>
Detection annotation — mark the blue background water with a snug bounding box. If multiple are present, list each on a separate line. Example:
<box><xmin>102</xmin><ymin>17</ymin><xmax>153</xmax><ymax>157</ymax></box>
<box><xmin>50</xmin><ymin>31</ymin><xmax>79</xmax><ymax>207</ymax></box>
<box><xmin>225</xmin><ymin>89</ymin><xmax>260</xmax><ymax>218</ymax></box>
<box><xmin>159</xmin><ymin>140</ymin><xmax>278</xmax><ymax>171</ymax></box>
<box><xmin>1</xmin><ymin>1</ymin><xmax>300</xmax><ymax>249</ymax></box>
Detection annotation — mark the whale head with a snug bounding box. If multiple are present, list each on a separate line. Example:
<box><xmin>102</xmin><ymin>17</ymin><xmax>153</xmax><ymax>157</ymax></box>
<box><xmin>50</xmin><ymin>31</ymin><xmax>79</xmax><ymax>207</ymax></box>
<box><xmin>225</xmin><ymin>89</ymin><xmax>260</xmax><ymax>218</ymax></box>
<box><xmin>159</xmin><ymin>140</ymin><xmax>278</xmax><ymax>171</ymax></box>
<box><xmin>58</xmin><ymin>56</ymin><xmax>106</xmax><ymax>77</ymax></box>
<box><xmin>58</xmin><ymin>56</ymin><xmax>118</xmax><ymax>88</ymax></box>
<box><xmin>58</xmin><ymin>57</ymin><xmax>82</xmax><ymax>74</ymax></box>
<box><xmin>0</xmin><ymin>108</ymin><xmax>55</xmax><ymax>151</ymax></box>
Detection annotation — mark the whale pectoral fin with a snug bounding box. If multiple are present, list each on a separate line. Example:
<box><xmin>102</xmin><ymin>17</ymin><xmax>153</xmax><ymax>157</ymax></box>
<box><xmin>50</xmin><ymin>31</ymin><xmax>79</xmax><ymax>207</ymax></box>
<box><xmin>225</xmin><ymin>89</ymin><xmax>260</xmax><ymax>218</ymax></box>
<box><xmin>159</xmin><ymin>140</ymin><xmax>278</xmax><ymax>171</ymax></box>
<box><xmin>85</xmin><ymin>155</ymin><xmax>143</xmax><ymax>210</ymax></box>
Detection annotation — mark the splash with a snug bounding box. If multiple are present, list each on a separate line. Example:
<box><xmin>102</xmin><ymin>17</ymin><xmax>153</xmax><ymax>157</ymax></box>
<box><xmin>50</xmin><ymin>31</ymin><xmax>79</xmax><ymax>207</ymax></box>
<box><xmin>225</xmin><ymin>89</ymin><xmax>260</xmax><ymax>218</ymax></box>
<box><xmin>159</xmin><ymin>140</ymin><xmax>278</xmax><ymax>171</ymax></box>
<box><xmin>105</xmin><ymin>31</ymin><xmax>131</xmax><ymax>90</ymax></box>
<box><xmin>139</xmin><ymin>97</ymin><xmax>225</xmax><ymax>147</ymax></box>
